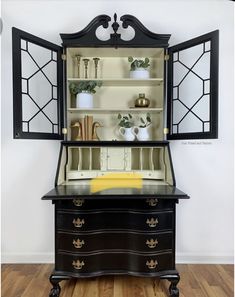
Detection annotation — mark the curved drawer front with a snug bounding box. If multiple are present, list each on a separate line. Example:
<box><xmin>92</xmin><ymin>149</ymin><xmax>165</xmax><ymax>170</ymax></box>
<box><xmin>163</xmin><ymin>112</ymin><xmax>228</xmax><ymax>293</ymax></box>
<box><xmin>56</xmin><ymin>251</ymin><xmax>174</xmax><ymax>274</ymax></box>
<box><xmin>57</xmin><ymin>231</ymin><xmax>173</xmax><ymax>253</ymax></box>
<box><xmin>56</xmin><ymin>199</ymin><xmax>174</xmax><ymax>211</ymax></box>
<box><xmin>56</xmin><ymin>211</ymin><xmax>173</xmax><ymax>232</ymax></box>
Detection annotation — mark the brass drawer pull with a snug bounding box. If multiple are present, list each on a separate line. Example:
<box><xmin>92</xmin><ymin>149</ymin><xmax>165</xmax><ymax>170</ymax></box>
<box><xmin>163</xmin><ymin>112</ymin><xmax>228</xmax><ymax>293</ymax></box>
<box><xmin>73</xmin><ymin>218</ymin><xmax>85</xmax><ymax>228</ymax></box>
<box><xmin>146</xmin><ymin>198</ymin><xmax>158</xmax><ymax>206</ymax></box>
<box><xmin>73</xmin><ymin>199</ymin><xmax>85</xmax><ymax>207</ymax></box>
<box><xmin>73</xmin><ymin>238</ymin><xmax>85</xmax><ymax>249</ymax></box>
<box><xmin>72</xmin><ymin>260</ymin><xmax>85</xmax><ymax>270</ymax></box>
<box><xmin>146</xmin><ymin>259</ymin><xmax>158</xmax><ymax>269</ymax></box>
<box><xmin>146</xmin><ymin>238</ymin><xmax>158</xmax><ymax>248</ymax></box>
<box><xmin>146</xmin><ymin>218</ymin><xmax>158</xmax><ymax>227</ymax></box>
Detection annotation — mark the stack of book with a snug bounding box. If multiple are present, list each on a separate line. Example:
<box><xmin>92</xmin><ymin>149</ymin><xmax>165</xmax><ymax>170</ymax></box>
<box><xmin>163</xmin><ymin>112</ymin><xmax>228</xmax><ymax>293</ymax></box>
<box><xmin>81</xmin><ymin>115</ymin><xmax>93</xmax><ymax>140</ymax></box>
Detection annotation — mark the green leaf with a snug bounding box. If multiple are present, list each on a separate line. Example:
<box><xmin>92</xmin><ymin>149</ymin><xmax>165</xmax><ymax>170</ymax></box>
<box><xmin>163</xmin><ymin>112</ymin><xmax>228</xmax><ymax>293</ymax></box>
<box><xmin>128</xmin><ymin>113</ymin><xmax>132</xmax><ymax>119</ymax></box>
<box><xmin>140</xmin><ymin>118</ymin><xmax>145</xmax><ymax>124</ymax></box>
<box><xmin>128</xmin><ymin>56</ymin><xmax>133</xmax><ymax>62</ymax></box>
<box><xmin>118</xmin><ymin>113</ymin><xmax>121</xmax><ymax>119</ymax></box>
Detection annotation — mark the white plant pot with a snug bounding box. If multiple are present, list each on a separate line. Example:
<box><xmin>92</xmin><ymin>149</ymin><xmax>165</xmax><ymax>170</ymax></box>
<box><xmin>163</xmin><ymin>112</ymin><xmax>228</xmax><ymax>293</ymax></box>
<box><xmin>130</xmin><ymin>68</ymin><xmax>150</xmax><ymax>79</ymax></box>
<box><xmin>76</xmin><ymin>92</ymin><xmax>93</xmax><ymax>108</ymax></box>
<box><xmin>119</xmin><ymin>127</ymin><xmax>135</xmax><ymax>141</ymax></box>
<box><xmin>132</xmin><ymin>126</ymin><xmax>151</xmax><ymax>141</ymax></box>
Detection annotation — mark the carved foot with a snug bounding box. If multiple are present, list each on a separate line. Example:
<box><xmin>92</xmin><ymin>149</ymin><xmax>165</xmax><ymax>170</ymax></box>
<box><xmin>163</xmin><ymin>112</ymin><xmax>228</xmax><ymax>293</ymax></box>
<box><xmin>169</xmin><ymin>275</ymin><xmax>180</xmax><ymax>297</ymax></box>
<box><xmin>49</xmin><ymin>285</ymin><xmax>61</xmax><ymax>297</ymax></box>
<box><xmin>160</xmin><ymin>274</ymin><xmax>180</xmax><ymax>297</ymax></box>
<box><xmin>49</xmin><ymin>275</ymin><xmax>62</xmax><ymax>297</ymax></box>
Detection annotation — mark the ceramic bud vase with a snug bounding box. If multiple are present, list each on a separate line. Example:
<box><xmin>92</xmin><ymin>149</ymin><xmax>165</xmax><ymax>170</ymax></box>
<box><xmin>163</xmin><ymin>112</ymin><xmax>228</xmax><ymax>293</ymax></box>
<box><xmin>119</xmin><ymin>127</ymin><xmax>135</xmax><ymax>141</ymax></box>
<box><xmin>132</xmin><ymin>126</ymin><xmax>151</xmax><ymax>141</ymax></box>
<box><xmin>77</xmin><ymin>91</ymin><xmax>93</xmax><ymax>108</ymax></box>
<box><xmin>130</xmin><ymin>68</ymin><xmax>150</xmax><ymax>79</ymax></box>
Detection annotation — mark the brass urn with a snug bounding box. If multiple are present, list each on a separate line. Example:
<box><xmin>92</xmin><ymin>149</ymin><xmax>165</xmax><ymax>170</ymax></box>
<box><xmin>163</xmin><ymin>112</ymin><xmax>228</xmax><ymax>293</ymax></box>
<box><xmin>135</xmin><ymin>93</ymin><xmax>150</xmax><ymax>107</ymax></box>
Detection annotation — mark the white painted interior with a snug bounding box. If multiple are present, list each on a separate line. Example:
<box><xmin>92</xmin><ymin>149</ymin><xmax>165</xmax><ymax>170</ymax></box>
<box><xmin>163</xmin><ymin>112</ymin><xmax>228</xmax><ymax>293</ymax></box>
<box><xmin>1</xmin><ymin>0</ymin><xmax>234</xmax><ymax>264</ymax></box>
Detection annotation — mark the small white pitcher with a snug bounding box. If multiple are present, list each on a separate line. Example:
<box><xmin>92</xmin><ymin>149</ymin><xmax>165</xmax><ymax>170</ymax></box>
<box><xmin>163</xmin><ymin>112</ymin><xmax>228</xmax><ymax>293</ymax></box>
<box><xmin>119</xmin><ymin>127</ymin><xmax>135</xmax><ymax>141</ymax></box>
<box><xmin>132</xmin><ymin>126</ymin><xmax>151</xmax><ymax>141</ymax></box>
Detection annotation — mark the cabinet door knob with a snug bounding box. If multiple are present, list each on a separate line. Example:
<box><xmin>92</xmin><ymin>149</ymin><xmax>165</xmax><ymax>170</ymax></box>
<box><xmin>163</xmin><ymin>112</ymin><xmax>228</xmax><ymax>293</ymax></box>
<box><xmin>146</xmin><ymin>217</ymin><xmax>158</xmax><ymax>227</ymax></box>
<box><xmin>73</xmin><ymin>218</ymin><xmax>85</xmax><ymax>228</ymax></box>
<box><xmin>146</xmin><ymin>198</ymin><xmax>158</xmax><ymax>206</ymax></box>
<box><xmin>146</xmin><ymin>259</ymin><xmax>158</xmax><ymax>269</ymax></box>
<box><xmin>73</xmin><ymin>199</ymin><xmax>85</xmax><ymax>207</ymax></box>
<box><xmin>72</xmin><ymin>260</ymin><xmax>85</xmax><ymax>270</ymax></box>
<box><xmin>146</xmin><ymin>238</ymin><xmax>158</xmax><ymax>248</ymax></box>
<box><xmin>73</xmin><ymin>238</ymin><xmax>85</xmax><ymax>249</ymax></box>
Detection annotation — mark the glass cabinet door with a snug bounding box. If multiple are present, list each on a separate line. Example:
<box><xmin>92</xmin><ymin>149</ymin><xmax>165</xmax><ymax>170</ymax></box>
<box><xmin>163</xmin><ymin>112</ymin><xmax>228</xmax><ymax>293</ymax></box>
<box><xmin>12</xmin><ymin>27</ymin><xmax>64</xmax><ymax>139</ymax></box>
<box><xmin>167</xmin><ymin>30</ymin><xmax>219</xmax><ymax>140</ymax></box>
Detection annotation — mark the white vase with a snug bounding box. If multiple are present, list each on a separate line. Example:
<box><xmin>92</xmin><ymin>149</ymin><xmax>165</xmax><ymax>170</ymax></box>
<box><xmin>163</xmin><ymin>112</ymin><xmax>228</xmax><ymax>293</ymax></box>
<box><xmin>76</xmin><ymin>92</ymin><xmax>93</xmax><ymax>108</ymax></box>
<box><xmin>119</xmin><ymin>127</ymin><xmax>135</xmax><ymax>141</ymax></box>
<box><xmin>132</xmin><ymin>126</ymin><xmax>151</xmax><ymax>141</ymax></box>
<box><xmin>130</xmin><ymin>68</ymin><xmax>150</xmax><ymax>79</ymax></box>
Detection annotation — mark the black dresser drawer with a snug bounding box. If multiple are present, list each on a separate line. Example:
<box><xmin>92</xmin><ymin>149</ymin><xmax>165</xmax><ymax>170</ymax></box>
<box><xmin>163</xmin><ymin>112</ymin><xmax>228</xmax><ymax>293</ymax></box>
<box><xmin>56</xmin><ymin>210</ymin><xmax>173</xmax><ymax>232</ymax></box>
<box><xmin>55</xmin><ymin>251</ymin><xmax>174</xmax><ymax>274</ymax></box>
<box><xmin>56</xmin><ymin>198</ymin><xmax>174</xmax><ymax>211</ymax></box>
<box><xmin>57</xmin><ymin>230</ymin><xmax>173</xmax><ymax>253</ymax></box>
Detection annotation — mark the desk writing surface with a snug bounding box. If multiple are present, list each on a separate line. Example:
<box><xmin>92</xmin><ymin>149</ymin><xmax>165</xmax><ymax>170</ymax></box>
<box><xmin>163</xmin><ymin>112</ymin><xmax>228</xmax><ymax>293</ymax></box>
<box><xmin>42</xmin><ymin>180</ymin><xmax>189</xmax><ymax>200</ymax></box>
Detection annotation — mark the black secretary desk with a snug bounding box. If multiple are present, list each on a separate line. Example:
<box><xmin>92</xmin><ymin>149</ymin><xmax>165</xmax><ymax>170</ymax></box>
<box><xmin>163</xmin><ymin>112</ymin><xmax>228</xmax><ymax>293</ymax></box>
<box><xmin>12</xmin><ymin>14</ymin><xmax>219</xmax><ymax>297</ymax></box>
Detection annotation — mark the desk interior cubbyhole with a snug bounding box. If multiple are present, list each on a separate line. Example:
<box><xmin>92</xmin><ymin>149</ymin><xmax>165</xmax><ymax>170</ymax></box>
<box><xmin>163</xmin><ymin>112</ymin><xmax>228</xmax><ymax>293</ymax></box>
<box><xmin>69</xmin><ymin>147</ymin><xmax>101</xmax><ymax>171</ymax></box>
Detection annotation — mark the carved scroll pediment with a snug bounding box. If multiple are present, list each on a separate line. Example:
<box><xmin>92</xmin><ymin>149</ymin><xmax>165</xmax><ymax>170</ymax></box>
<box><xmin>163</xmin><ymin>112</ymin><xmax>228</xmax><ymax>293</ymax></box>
<box><xmin>60</xmin><ymin>13</ymin><xmax>171</xmax><ymax>47</ymax></box>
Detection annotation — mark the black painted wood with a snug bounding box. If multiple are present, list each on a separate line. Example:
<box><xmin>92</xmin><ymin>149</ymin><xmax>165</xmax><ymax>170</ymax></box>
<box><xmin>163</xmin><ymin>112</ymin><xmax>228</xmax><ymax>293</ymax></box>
<box><xmin>12</xmin><ymin>27</ymin><xmax>64</xmax><ymax>140</ymax></box>
<box><xmin>60</xmin><ymin>14</ymin><xmax>171</xmax><ymax>48</ymax></box>
<box><xmin>56</xmin><ymin>198</ymin><xmax>174</xmax><ymax>211</ymax></box>
<box><xmin>56</xmin><ymin>210</ymin><xmax>174</xmax><ymax>232</ymax></box>
<box><xmin>42</xmin><ymin>184</ymin><xmax>189</xmax><ymax>200</ymax></box>
<box><xmin>57</xmin><ymin>230</ymin><xmax>173</xmax><ymax>253</ymax></box>
<box><xmin>55</xmin><ymin>251</ymin><xmax>174</xmax><ymax>274</ymax></box>
<box><xmin>167</xmin><ymin>30</ymin><xmax>219</xmax><ymax>140</ymax></box>
<box><xmin>61</xmin><ymin>140</ymin><xmax>170</xmax><ymax>147</ymax></box>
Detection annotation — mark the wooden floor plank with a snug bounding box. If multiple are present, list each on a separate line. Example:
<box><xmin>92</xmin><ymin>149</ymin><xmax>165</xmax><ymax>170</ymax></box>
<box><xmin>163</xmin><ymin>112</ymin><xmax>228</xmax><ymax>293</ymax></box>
<box><xmin>1</xmin><ymin>264</ymin><xmax>234</xmax><ymax>297</ymax></box>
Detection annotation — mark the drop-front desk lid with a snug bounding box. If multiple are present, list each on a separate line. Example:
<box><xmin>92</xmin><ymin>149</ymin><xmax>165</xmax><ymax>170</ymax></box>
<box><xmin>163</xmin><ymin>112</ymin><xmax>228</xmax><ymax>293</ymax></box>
<box><xmin>42</xmin><ymin>180</ymin><xmax>189</xmax><ymax>200</ymax></box>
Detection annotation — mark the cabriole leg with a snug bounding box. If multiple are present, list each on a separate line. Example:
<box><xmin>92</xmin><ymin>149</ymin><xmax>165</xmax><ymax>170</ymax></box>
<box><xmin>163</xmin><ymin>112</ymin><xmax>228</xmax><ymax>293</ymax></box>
<box><xmin>49</xmin><ymin>275</ymin><xmax>62</xmax><ymax>297</ymax></box>
<box><xmin>160</xmin><ymin>274</ymin><xmax>180</xmax><ymax>297</ymax></box>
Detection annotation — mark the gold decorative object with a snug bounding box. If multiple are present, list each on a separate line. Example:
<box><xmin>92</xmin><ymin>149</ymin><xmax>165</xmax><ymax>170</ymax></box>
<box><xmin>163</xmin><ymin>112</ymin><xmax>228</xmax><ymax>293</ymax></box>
<box><xmin>71</xmin><ymin>121</ymin><xmax>82</xmax><ymax>141</ymax></box>
<box><xmin>92</xmin><ymin>121</ymin><xmax>103</xmax><ymax>141</ymax></box>
<box><xmin>146</xmin><ymin>217</ymin><xmax>158</xmax><ymax>227</ymax></box>
<box><xmin>146</xmin><ymin>259</ymin><xmax>158</xmax><ymax>269</ymax></box>
<box><xmin>83</xmin><ymin>58</ymin><xmax>90</xmax><ymax>78</ymax></box>
<box><xmin>93</xmin><ymin>57</ymin><xmax>100</xmax><ymax>78</ymax></box>
<box><xmin>135</xmin><ymin>93</ymin><xmax>150</xmax><ymax>107</ymax></box>
<box><xmin>146</xmin><ymin>238</ymin><xmax>158</xmax><ymax>248</ymax></box>
<box><xmin>72</xmin><ymin>260</ymin><xmax>85</xmax><ymax>270</ymax></box>
<box><xmin>73</xmin><ymin>218</ymin><xmax>85</xmax><ymax>228</ymax></box>
<box><xmin>146</xmin><ymin>198</ymin><xmax>158</xmax><ymax>206</ymax></box>
<box><xmin>73</xmin><ymin>198</ymin><xmax>85</xmax><ymax>207</ymax></box>
<box><xmin>73</xmin><ymin>238</ymin><xmax>85</xmax><ymax>249</ymax></box>
<box><xmin>74</xmin><ymin>55</ymin><xmax>81</xmax><ymax>78</ymax></box>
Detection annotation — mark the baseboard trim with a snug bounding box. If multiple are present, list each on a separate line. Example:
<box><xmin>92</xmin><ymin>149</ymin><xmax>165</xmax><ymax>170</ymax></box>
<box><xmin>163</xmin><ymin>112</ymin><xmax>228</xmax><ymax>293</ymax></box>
<box><xmin>176</xmin><ymin>253</ymin><xmax>234</xmax><ymax>264</ymax></box>
<box><xmin>1</xmin><ymin>253</ymin><xmax>54</xmax><ymax>263</ymax></box>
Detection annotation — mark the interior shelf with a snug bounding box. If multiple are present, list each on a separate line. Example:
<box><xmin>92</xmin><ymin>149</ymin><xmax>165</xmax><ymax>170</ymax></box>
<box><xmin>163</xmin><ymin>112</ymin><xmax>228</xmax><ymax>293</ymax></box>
<box><xmin>67</xmin><ymin>78</ymin><xmax>163</xmax><ymax>86</ymax></box>
<box><xmin>68</xmin><ymin>107</ymin><xmax>163</xmax><ymax>113</ymax></box>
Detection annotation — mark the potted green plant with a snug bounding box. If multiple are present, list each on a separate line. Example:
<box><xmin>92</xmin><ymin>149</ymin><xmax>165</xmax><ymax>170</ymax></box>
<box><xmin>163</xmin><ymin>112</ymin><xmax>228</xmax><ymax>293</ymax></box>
<box><xmin>128</xmin><ymin>57</ymin><xmax>150</xmax><ymax>79</ymax></box>
<box><xmin>69</xmin><ymin>81</ymin><xmax>102</xmax><ymax>108</ymax></box>
<box><xmin>132</xmin><ymin>113</ymin><xmax>152</xmax><ymax>141</ymax></box>
<box><xmin>117</xmin><ymin>113</ymin><xmax>135</xmax><ymax>141</ymax></box>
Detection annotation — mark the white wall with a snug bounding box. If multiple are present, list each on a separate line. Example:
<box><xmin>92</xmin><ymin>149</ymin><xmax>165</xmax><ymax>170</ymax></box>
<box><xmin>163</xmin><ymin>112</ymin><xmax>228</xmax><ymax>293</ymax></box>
<box><xmin>1</xmin><ymin>0</ymin><xmax>234</xmax><ymax>263</ymax></box>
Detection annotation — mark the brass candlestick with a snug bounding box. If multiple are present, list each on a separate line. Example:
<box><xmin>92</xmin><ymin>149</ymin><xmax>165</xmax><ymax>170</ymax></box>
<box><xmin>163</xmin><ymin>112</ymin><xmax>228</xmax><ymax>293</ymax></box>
<box><xmin>93</xmin><ymin>58</ymin><xmax>100</xmax><ymax>78</ymax></box>
<box><xmin>74</xmin><ymin>55</ymin><xmax>81</xmax><ymax>78</ymax></box>
<box><xmin>83</xmin><ymin>58</ymin><xmax>90</xmax><ymax>78</ymax></box>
